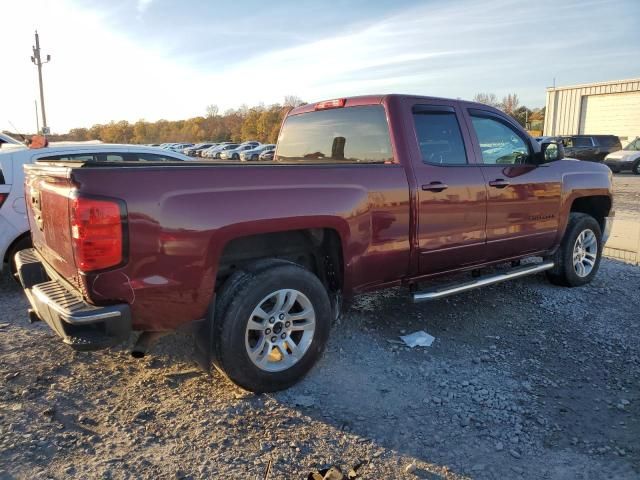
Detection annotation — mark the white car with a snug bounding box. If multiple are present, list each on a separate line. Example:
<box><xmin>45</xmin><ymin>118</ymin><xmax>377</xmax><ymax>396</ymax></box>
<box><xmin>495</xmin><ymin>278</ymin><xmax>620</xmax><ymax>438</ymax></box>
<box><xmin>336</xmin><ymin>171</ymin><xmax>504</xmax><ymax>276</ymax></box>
<box><xmin>0</xmin><ymin>142</ymin><xmax>189</xmax><ymax>275</ymax></box>
<box><xmin>604</xmin><ymin>137</ymin><xmax>640</xmax><ymax>174</ymax></box>
<box><xmin>0</xmin><ymin>132</ymin><xmax>23</xmax><ymax>147</ymax></box>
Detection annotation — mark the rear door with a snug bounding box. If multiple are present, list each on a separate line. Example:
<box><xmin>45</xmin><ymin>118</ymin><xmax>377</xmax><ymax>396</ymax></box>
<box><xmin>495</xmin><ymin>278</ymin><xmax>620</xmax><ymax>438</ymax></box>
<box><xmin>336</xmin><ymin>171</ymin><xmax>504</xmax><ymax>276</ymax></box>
<box><xmin>404</xmin><ymin>99</ymin><xmax>487</xmax><ymax>274</ymax></box>
<box><xmin>464</xmin><ymin>108</ymin><xmax>562</xmax><ymax>261</ymax></box>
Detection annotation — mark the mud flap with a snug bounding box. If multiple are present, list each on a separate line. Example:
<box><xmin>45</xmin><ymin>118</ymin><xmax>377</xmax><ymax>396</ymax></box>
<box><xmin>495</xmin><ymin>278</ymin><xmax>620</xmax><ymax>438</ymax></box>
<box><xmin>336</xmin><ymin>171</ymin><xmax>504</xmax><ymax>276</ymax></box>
<box><xmin>193</xmin><ymin>297</ymin><xmax>215</xmax><ymax>372</ymax></box>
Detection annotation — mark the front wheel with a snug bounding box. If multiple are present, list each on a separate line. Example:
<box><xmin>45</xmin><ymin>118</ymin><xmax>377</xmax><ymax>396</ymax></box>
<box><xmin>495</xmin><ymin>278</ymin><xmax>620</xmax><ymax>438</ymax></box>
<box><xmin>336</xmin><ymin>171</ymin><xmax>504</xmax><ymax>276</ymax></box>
<box><xmin>212</xmin><ymin>261</ymin><xmax>331</xmax><ymax>392</ymax></box>
<box><xmin>633</xmin><ymin>160</ymin><xmax>640</xmax><ymax>175</ymax></box>
<box><xmin>546</xmin><ymin>213</ymin><xmax>602</xmax><ymax>287</ymax></box>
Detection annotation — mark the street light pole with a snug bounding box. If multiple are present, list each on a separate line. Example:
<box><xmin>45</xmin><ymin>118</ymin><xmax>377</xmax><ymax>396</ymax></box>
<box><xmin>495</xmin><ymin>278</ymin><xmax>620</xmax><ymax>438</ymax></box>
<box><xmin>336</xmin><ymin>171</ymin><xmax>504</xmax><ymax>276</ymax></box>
<box><xmin>31</xmin><ymin>30</ymin><xmax>51</xmax><ymax>134</ymax></box>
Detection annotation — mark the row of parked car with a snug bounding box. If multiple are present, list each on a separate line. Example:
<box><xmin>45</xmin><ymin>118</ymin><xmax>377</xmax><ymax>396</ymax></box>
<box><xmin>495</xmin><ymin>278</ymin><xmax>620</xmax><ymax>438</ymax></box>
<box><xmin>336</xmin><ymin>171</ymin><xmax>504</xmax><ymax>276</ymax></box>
<box><xmin>149</xmin><ymin>141</ymin><xmax>276</xmax><ymax>161</ymax></box>
<box><xmin>535</xmin><ymin>135</ymin><xmax>640</xmax><ymax>174</ymax></box>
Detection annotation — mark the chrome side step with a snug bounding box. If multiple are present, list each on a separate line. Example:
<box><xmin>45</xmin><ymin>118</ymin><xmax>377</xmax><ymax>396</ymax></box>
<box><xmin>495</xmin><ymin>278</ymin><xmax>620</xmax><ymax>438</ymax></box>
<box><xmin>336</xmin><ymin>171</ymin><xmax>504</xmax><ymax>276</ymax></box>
<box><xmin>412</xmin><ymin>261</ymin><xmax>554</xmax><ymax>303</ymax></box>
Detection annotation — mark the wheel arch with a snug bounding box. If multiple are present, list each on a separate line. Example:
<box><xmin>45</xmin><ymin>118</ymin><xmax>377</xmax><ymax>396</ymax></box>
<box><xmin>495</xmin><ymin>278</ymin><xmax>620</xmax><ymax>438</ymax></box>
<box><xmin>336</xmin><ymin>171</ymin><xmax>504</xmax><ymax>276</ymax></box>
<box><xmin>209</xmin><ymin>222</ymin><xmax>348</xmax><ymax>298</ymax></box>
<box><xmin>3</xmin><ymin>231</ymin><xmax>32</xmax><ymax>266</ymax></box>
<box><xmin>568</xmin><ymin>195</ymin><xmax>612</xmax><ymax>232</ymax></box>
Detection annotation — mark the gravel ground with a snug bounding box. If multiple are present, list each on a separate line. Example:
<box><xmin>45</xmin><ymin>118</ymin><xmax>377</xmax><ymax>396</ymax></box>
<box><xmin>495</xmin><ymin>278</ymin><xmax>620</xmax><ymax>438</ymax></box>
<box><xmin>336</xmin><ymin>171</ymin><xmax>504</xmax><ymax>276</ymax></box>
<box><xmin>612</xmin><ymin>173</ymin><xmax>640</xmax><ymax>220</ymax></box>
<box><xmin>1</xmin><ymin>175</ymin><xmax>639</xmax><ymax>479</ymax></box>
<box><xmin>1</xmin><ymin>256</ymin><xmax>639</xmax><ymax>479</ymax></box>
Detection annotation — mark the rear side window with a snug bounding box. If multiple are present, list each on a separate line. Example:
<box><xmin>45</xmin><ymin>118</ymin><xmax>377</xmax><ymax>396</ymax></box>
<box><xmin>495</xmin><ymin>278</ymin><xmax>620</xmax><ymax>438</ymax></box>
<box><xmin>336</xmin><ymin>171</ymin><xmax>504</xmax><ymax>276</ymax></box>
<box><xmin>130</xmin><ymin>153</ymin><xmax>184</xmax><ymax>162</ymax></box>
<box><xmin>40</xmin><ymin>153</ymin><xmax>97</xmax><ymax>162</ymax></box>
<box><xmin>276</xmin><ymin>106</ymin><xmax>393</xmax><ymax>163</ymax></box>
<box><xmin>596</xmin><ymin>136</ymin><xmax>621</xmax><ymax>148</ymax></box>
<box><xmin>412</xmin><ymin>106</ymin><xmax>467</xmax><ymax>165</ymax></box>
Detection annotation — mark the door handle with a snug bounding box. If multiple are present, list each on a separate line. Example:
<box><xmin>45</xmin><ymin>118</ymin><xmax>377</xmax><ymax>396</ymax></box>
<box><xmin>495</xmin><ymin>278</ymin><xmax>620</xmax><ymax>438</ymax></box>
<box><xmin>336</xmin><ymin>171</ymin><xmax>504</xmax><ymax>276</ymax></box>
<box><xmin>489</xmin><ymin>179</ymin><xmax>510</xmax><ymax>188</ymax></box>
<box><xmin>422</xmin><ymin>182</ymin><xmax>448</xmax><ymax>192</ymax></box>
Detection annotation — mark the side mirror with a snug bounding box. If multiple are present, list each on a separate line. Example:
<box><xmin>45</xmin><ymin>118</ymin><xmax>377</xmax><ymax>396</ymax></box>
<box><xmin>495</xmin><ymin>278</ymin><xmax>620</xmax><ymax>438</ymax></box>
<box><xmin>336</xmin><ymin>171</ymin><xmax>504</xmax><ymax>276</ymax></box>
<box><xmin>541</xmin><ymin>141</ymin><xmax>564</xmax><ymax>163</ymax></box>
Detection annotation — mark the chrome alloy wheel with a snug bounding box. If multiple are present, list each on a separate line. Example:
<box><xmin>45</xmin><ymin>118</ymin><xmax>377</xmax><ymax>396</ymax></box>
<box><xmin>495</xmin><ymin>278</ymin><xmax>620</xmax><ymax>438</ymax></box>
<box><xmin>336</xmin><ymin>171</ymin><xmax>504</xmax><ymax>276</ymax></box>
<box><xmin>245</xmin><ymin>289</ymin><xmax>316</xmax><ymax>372</ymax></box>
<box><xmin>573</xmin><ymin>229</ymin><xmax>597</xmax><ymax>277</ymax></box>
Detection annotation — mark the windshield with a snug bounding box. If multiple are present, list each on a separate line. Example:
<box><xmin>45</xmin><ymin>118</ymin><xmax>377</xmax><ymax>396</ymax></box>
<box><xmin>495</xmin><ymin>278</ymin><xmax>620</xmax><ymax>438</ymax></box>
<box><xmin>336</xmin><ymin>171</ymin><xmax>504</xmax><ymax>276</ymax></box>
<box><xmin>624</xmin><ymin>138</ymin><xmax>640</xmax><ymax>150</ymax></box>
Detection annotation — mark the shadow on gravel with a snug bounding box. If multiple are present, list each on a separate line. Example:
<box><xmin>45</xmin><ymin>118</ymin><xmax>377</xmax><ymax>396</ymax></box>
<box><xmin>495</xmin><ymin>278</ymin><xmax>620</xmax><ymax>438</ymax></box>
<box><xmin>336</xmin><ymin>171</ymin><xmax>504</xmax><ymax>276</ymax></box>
<box><xmin>1</xmin><ymin>260</ymin><xmax>638</xmax><ymax>479</ymax></box>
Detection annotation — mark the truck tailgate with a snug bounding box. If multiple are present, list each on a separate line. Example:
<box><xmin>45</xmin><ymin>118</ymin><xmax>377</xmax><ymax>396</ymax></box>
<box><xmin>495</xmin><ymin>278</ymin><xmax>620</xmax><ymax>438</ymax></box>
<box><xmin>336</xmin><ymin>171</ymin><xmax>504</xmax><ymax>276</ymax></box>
<box><xmin>24</xmin><ymin>165</ymin><xmax>80</xmax><ymax>288</ymax></box>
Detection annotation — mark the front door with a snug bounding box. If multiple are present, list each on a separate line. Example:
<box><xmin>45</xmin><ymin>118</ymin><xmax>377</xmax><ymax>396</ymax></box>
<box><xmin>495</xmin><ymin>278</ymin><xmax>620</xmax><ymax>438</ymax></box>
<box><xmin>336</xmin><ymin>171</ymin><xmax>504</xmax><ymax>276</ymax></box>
<box><xmin>465</xmin><ymin>108</ymin><xmax>562</xmax><ymax>261</ymax></box>
<box><xmin>406</xmin><ymin>101</ymin><xmax>488</xmax><ymax>275</ymax></box>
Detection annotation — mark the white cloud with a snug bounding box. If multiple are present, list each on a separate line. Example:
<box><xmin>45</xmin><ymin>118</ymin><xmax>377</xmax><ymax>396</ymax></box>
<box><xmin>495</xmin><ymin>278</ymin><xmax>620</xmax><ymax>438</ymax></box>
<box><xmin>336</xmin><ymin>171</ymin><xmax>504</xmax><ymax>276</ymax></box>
<box><xmin>0</xmin><ymin>0</ymin><xmax>636</xmax><ymax>133</ymax></box>
<box><xmin>137</xmin><ymin>0</ymin><xmax>153</xmax><ymax>14</ymax></box>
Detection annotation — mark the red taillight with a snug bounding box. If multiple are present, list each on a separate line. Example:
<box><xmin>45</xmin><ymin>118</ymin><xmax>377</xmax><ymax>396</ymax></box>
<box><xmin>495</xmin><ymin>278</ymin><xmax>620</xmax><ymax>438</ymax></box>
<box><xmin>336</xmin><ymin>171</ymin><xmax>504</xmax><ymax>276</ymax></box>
<box><xmin>0</xmin><ymin>193</ymin><xmax>7</xmax><ymax>208</ymax></box>
<box><xmin>70</xmin><ymin>197</ymin><xmax>124</xmax><ymax>272</ymax></box>
<box><xmin>315</xmin><ymin>98</ymin><xmax>346</xmax><ymax>110</ymax></box>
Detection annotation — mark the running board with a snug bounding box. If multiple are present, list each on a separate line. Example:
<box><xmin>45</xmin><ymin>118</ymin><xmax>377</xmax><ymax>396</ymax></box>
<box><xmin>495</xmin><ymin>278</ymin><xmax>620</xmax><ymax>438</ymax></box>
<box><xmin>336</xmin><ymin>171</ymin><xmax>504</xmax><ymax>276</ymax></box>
<box><xmin>412</xmin><ymin>261</ymin><xmax>555</xmax><ymax>303</ymax></box>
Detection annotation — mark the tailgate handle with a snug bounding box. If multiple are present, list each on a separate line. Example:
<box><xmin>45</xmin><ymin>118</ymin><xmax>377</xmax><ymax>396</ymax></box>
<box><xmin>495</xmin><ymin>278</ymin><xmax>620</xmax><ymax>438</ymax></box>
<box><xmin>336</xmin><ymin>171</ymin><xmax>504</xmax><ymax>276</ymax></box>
<box><xmin>422</xmin><ymin>182</ymin><xmax>449</xmax><ymax>192</ymax></box>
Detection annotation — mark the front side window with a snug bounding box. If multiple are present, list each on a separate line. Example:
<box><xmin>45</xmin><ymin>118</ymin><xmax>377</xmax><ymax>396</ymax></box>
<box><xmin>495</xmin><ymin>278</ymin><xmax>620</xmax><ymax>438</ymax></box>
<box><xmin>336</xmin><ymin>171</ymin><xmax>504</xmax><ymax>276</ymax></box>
<box><xmin>412</xmin><ymin>107</ymin><xmax>467</xmax><ymax>165</ymax></box>
<box><xmin>276</xmin><ymin>106</ymin><xmax>393</xmax><ymax>163</ymax></box>
<box><xmin>470</xmin><ymin>115</ymin><xmax>531</xmax><ymax>165</ymax></box>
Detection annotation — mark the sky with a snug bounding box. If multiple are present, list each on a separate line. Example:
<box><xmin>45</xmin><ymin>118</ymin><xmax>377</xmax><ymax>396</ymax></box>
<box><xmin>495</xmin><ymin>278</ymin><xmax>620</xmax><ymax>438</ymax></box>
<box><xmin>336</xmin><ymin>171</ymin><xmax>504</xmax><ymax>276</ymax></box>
<box><xmin>1</xmin><ymin>0</ymin><xmax>639</xmax><ymax>134</ymax></box>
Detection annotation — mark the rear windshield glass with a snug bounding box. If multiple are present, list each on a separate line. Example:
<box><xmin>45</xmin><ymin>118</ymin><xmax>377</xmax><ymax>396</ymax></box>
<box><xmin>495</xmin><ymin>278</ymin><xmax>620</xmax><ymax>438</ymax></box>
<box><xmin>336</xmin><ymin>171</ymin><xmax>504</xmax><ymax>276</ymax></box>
<box><xmin>275</xmin><ymin>105</ymin><xmax>393</xmax><ymax>163</ymax></box>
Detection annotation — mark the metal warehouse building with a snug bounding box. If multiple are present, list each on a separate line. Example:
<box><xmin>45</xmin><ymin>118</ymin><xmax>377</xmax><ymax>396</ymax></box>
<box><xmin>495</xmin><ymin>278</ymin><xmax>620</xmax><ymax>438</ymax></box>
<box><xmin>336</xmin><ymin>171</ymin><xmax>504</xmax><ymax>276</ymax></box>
<box><xmin>544</xmin><ymin>78</ymin><xmax>640</xmax><ymax>142</ymax></box>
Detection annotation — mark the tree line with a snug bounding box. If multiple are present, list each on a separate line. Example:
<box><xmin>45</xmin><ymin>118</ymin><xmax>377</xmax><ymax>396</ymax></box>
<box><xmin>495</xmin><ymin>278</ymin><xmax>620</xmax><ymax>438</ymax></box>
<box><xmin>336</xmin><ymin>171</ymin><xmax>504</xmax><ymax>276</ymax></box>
<box><xmin>46</xmin><ymin>95</ymin><xmax>306</xmax><ymax>144</ymax></box>
<box><xmin>5</xmin><ymin>93</ymin><xmax>544</xmax><ymax>144</ymax></box>
<box><xmin>473</xmin><ymin>93</ymin><xmax>545</xmax><ymax>131</ymax></box>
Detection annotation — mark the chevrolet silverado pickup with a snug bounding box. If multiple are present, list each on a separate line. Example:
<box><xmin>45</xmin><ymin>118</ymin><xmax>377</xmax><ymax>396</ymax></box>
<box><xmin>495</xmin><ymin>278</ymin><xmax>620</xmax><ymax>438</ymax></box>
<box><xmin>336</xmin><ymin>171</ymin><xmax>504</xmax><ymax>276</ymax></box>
<box><xmin>16</xmin><ymin>94</ymin><xmax>614</xmax><ymax>392</ymax></box>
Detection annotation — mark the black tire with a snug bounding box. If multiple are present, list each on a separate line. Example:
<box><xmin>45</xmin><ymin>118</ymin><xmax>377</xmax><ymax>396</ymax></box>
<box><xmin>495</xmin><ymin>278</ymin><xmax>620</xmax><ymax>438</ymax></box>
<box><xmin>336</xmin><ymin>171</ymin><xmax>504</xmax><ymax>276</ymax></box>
<box><xmin>8</xmin><ymin>235</ymin><xmax>32</xmax><ymax>279</ymax></box>
<box><xmin>633</xmin><ymin>159</ymin><xmax>640</xmax><ymax>175</ymax></box>
<box><xmin>546</xmin><ymin>213</ymin><xmax>602</xmax><ymax>287</ymax></box>
<box><xmin>212</xmin><ymin>261</ymin><xmax>331</xmax><ymax>392</ymax></box>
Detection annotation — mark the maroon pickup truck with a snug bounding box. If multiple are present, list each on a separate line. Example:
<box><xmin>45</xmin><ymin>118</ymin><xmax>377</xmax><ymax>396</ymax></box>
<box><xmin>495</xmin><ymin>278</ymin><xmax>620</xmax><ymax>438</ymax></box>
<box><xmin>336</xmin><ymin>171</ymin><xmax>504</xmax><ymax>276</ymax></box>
<box><xmin>17</xmin><ymin>95</ymin><xmax>614</xmax><ymax>392</ymax></box>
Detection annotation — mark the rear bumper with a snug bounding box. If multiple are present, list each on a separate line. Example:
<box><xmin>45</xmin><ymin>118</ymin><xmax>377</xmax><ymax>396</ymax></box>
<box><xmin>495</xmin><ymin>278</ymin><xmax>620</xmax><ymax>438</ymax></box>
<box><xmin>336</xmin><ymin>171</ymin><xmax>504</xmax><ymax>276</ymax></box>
<box><xmin>16</xmin><ymin>248</ymin><xmax>131</xmax><ymax>351</ymax></box>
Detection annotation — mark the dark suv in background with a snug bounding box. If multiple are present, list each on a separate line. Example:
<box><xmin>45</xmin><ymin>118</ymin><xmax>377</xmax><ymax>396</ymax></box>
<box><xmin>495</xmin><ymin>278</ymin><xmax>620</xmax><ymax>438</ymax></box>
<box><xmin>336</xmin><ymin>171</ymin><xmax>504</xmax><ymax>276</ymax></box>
<box><xmin>559</xmin><ymin>135</ymin><xmax>621</xmax><ymax>163</ymax></box>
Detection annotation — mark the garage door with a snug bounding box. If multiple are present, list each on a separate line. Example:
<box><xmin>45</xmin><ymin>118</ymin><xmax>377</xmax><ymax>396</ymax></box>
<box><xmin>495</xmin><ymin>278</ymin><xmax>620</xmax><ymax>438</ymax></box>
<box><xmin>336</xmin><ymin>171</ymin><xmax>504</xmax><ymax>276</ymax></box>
<box><xmin>579</xmin><ymin>91</ymin><xmax>640</xmax><ymax>140</ymax></box>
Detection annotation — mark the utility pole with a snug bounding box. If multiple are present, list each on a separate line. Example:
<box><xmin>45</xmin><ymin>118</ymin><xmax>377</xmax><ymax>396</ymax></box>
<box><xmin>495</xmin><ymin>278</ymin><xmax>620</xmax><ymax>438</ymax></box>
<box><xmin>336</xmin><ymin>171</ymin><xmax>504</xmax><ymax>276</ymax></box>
<box><xmin>35</xmin><ymin>100</ymin><xmax>40</xmax><ymax>134</ymax></box>
<box><xmin>30</xmin><ymin>30</ymin><xmax>51</xmax><ymax>134</ymax></box>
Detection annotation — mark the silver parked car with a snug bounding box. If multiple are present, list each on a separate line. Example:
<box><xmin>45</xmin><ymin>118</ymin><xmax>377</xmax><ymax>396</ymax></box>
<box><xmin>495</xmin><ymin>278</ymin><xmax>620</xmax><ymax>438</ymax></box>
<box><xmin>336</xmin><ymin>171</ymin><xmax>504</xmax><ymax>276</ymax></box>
<box><xmin>220</xmin><ymin>144</ymin><xmax>256</xmax><ymax>160</ymax></box>
<box><xmin>240</xmin><ymin>144</ymin><xmax>276</xmax><ymax>161</ymax></box>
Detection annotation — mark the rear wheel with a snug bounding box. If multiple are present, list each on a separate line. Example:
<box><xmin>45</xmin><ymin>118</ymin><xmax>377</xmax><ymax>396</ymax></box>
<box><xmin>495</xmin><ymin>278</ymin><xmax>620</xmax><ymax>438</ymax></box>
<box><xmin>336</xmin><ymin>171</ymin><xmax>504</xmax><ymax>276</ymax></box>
<box><xmin>633</xmin><ymin>160</ymin><xmax>640</xmax><ymax>175</ymax></box>
<box><xmin>546</xmin><ymin>213</ymin><xmax>602</xmax><ymax>287</ymax></box>
<box><xmin>212</xmin><ymin>260</ymin><xmax>331</xmax><ymax>392</ymax></box>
